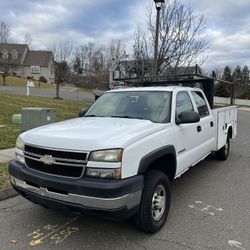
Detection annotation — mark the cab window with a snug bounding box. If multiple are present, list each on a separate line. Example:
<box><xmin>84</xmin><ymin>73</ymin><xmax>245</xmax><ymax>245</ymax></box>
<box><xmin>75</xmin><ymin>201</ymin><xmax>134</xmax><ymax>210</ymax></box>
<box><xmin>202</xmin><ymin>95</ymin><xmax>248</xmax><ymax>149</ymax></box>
<box><xmin>191</xmin><ymin>91</ymin><xmax>209</xmax><ymax>117</ymax></box>
<box><xmin>176</xmin><ymin>91</ymin><xmax>194</xmax><ymax>118</ymax></box>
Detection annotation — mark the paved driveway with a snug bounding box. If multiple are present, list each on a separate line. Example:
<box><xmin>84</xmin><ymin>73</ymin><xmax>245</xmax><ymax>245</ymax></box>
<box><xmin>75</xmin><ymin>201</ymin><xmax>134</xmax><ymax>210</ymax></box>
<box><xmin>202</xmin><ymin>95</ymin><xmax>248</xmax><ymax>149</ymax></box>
<box><xmin>0</xmin><ymin>111</ymin><xmax>249</xmax><ymax>250</ymax></box>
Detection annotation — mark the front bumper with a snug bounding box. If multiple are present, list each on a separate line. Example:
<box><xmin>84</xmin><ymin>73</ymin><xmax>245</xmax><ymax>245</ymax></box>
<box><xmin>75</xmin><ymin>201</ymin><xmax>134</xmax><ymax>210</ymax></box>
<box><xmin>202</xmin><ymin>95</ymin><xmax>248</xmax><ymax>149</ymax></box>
<box><xmin>9</xmin><ymin>160</ymin><xmax>143</xmax><ymax>219</ymax></box>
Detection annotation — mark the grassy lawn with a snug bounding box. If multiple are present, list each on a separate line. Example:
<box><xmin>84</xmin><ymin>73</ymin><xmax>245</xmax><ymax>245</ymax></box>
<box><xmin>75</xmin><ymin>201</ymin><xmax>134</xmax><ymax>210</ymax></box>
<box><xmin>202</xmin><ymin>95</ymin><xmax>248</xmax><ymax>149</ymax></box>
<box><xmin>0</xmin><ymin>76</ymin><xmax>56</xmax><ymax>89</ymax></box>
<box><xmin>0</xmin><ymin>163</ymin><xmax>10</xmax><ymax>189</ymax></box>
<box><xmin>0</xmin><ymin>92</ymin><xmax>90</xmax><ymax>150</ymax></box>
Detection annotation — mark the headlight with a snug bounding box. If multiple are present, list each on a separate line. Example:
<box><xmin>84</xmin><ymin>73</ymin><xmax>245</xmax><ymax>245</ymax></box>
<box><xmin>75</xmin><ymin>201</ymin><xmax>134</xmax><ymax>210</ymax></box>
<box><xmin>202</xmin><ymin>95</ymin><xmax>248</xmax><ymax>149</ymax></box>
<box><xmin>15</xmin><ymin>137</ymin><xmax>25</xmax><ymax>164</ymax></box>
<box><xmin>89</xmin><ymin>149</ymin><xmax>123</xmax><ymax>162</ymax></box>
<box><xmin>15</xmin><ymin>153</ymin><xmax>25</xmax><ymax>164</ymax></box>
<box><xmin>16</xmin><ymin>137</ymin><xmax>24</xmax><ymax>151</ymax></box>
<box><xmin>86</xmin><ymin>168</ymin><xmax>121</xmax><ymax>180</ymax></box>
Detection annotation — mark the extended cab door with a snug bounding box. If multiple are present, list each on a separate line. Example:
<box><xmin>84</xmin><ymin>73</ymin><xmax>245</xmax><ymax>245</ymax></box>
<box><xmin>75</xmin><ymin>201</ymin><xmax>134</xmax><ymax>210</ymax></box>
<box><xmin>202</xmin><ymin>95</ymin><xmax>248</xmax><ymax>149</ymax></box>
<box><xmin>190</xmin><ymin>91</ymin><xmax>216</xmax><ymax>156</ymax></box>
<box><xmin>173</xmin><ymin>91</ymin><xmax>202</xmax><ymax>175</ymax></box>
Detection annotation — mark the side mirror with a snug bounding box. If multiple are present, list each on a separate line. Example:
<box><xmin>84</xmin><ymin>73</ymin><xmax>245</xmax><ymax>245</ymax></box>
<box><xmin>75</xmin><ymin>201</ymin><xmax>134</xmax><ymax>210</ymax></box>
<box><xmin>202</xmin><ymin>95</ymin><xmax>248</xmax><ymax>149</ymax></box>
<box><xmin>79</xmin><ymin>109</ymin><xmax>87</xmax><ymax>117</ymax></box>
<box><xmin>176</xmin><ymin>111</ymin><xmax>200</xmax><ymax>125</ymax></box>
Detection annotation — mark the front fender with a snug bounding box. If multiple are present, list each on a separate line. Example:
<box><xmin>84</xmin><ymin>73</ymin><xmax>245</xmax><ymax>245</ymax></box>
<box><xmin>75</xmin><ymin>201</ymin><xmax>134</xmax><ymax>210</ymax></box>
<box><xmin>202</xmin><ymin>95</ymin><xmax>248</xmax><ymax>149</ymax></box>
<box><xmin>137</xmin><ymin>145</ymin><xmax>176</xmax><ymax>175</ymax></box>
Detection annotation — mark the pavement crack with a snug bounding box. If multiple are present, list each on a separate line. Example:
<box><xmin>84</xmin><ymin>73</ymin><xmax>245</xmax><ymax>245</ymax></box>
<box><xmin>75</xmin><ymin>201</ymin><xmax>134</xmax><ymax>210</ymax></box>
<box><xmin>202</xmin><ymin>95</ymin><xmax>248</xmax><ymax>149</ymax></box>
<box><xmin>0</xmin><ymin>206</ymin><xmax>34</xmax><ymax>214</ymax></box>
<box><xmin>148</xmin><ymin>238</ymin><xmax>193</xmax><ymax>249</ymax></box>
<box><xmin>0</xmin><ymin>201</ymin><xmax>28</xmax><ymax>211</ymax></box>
<box><xmin>195</xmin><ymin>242</ymin><xmax>220</xmax><ymax>250</ymax></box>
<box><xmin>199</xmin><ymin>214</ymin><xmax>209</xmax><ymax>222</ymax></box>
<box><xmin>82</xmin><ymin>222</ymin><xmax>147</xmax><ymax>250</ymax></box>
<box><xmin>111</xmin><ymin>232</ymin><xmax>147</xmax><ymax>250</ymax></box>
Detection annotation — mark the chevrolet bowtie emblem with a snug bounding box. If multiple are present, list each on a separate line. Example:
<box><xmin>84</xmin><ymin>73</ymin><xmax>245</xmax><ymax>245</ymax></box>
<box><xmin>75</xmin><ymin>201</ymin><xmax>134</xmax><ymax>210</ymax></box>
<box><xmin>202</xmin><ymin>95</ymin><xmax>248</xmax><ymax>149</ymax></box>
<box><xmin>40</xmin><ymin>155</ymin><xmax>55</xmax><ymax>165</ymax></box>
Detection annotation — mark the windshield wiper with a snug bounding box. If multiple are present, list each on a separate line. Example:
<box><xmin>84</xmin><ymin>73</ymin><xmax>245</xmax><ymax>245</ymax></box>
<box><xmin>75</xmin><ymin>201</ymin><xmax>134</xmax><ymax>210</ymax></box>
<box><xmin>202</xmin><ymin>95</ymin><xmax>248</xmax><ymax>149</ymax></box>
<box><xmin>84</xmin><ymin>114</ymin><xmax>97</xmax><ymax>117</ymax></box>
<box><xmin>85</xmin><ymin>115</ymin><xmax>148</xmax><ymax>120</ymax></box>
<box><xmin>111</xmin><ymin>115</ymin><xmax>147</xmax><ymax>120</ymax></box>
<box><xmin>84</xmin><ymin>115</ymin><xmax>109</xmax><ymax>118</ymax></box>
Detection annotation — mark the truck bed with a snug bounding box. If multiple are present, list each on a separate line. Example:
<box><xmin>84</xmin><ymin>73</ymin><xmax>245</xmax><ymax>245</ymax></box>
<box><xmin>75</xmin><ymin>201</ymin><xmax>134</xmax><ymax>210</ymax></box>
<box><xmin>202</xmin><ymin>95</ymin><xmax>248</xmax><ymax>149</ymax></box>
<box><xmin>212</xmin><ymin>106</ymin><xmax>237</xmax><ymax>150</ymax></box>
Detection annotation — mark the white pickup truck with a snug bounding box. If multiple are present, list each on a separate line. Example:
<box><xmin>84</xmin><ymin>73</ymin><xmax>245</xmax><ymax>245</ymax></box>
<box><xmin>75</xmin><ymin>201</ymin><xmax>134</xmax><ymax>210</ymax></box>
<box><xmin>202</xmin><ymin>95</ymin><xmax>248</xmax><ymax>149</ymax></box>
<box><xmin>9</xmin><ymin>86</ymin><xmax>237</xmax><ymax>233</ymax></box>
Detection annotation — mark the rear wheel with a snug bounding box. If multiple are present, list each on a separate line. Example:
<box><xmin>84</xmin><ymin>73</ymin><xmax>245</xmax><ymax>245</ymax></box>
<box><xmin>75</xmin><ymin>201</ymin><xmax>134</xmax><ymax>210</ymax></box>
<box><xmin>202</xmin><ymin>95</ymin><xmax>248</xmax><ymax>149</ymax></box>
<box><xmin>133</xmin><ymin>170</ymin><xmax>170</xmax><ymax>233</ymax></box>
<box><xmin>215</xmin><ymin>135</ymin><xmax>230</xmax><ymax>160</ymax></box>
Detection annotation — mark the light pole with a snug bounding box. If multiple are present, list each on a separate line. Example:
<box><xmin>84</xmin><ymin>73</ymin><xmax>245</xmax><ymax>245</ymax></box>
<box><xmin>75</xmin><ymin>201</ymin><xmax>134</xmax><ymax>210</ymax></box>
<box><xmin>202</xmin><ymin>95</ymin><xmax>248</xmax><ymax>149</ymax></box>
<box><xmin>153</xmin><ymin>0</ymin><xmax>165</xmax><ymax>76</ymax></box>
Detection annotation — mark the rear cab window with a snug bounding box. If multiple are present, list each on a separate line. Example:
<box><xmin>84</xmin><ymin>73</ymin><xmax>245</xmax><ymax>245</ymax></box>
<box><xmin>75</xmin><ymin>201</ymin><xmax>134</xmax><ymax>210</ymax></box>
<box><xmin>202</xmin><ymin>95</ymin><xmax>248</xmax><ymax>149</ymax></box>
<box><xmin>191</xmin><ymin>91</ymin><xmax>210</xmax><ymax>117</ymax></box>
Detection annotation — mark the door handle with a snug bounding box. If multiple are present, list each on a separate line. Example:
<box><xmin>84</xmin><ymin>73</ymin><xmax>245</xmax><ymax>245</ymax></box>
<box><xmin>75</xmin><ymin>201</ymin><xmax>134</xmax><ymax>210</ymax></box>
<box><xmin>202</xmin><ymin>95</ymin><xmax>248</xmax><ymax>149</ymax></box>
<box><xmin>210</xmin><ymin>121</ymin><xmax>214</xmax><ymax>127</ymax></box>
<box><xmin>197</xmin><ymin>125</ymin><xmax>202</xmax><ymax>132</ymax></box>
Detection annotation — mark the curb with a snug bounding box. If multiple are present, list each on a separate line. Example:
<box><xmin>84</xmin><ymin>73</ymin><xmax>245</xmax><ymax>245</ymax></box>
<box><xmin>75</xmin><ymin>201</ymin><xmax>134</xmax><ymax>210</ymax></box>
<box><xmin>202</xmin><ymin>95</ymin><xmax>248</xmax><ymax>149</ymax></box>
<box><xmin>0</xmin><ymin>148</ymin><xmax>15</xmax><ymax>164</ymax></box>
<box><xmin>0</xmin><ymin>186</ymin><xmax>19</xmax><ymax>201</ymax></box>
<box><xmin>237</xmin><ymin>107</ymin><xmax>250</xmax><ymax>112</ymax></box>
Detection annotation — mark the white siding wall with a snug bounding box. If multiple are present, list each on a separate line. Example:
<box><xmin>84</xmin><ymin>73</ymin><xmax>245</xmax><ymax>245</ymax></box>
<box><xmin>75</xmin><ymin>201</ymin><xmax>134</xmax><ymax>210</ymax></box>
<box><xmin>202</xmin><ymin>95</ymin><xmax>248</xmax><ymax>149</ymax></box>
<box><xmin>23</xmin><ymin>65</ymin><xmax>54</xmax><ymax>83</ymax></box>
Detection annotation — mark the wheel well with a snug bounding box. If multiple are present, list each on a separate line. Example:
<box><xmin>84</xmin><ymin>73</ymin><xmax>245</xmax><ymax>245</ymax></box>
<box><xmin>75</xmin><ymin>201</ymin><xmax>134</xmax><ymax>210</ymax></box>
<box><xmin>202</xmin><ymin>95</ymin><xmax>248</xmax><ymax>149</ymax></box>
<box><xmin>147</xmin><ymin>154</ymin><xmax>176</xmax><ymax>182</ymax></box>
<box><xmin>228</xmin><ymin>126</ymin><xmax>233</xmax><ymax>138</ymax></box>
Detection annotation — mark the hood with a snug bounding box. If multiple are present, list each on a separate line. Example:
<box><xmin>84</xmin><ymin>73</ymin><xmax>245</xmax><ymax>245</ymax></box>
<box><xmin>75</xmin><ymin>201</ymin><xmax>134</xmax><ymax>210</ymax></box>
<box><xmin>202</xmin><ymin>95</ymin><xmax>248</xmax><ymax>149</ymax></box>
<box><xmin>21</xmin><ymin>117</ymin><xmax>166</xmax><ymax>151</ymax></box>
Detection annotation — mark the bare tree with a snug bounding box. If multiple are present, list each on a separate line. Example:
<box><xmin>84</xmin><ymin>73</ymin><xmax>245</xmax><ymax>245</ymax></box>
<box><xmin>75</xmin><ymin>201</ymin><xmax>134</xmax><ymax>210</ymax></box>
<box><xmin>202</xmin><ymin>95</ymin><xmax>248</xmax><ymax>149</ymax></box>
<box><xmin>24</xmin><ymin>32</ymin><xmax>32</xmax><ymax>46</ymax></box>
<box><xmin>0</xmin><ymin>21</ymin><xmax>11</xmax><ymax>43</ymax></box>
<box><xmin>132</xmin><ymin>25</ymin><xmax>151</xmax><ymax>76</ymax></box>
<box><xmin>107</xmin><ymin>39</ymin><xmax>123</xmax><ymax>62</ymax></box>
<box><xmin>73</xmin><ymin>40</ymin><xmax>124</xmax><ymax>88</ymax></box>
<box><xmin>74</xmin><ymin>42</ymin><xmax>94</xmax><ymax>85</ymax></box>
<box><xmin>53</xmin><ymin>39</ymin><xmax>73</xmax><ymax>98</ymax></box>
<box><xmin>134</xmin><ymin>0</ymin><xmax>208</xmax><ymax>75</ymax></box>
<box><xmin>53</xmin><ymin>39</ymin><xmax>73</xmax><ymax>62</ymax></box>
<box><xmin>0</xmin><ymin>52</ymin><xmax>13</xmax><ymax>85</ymax></box>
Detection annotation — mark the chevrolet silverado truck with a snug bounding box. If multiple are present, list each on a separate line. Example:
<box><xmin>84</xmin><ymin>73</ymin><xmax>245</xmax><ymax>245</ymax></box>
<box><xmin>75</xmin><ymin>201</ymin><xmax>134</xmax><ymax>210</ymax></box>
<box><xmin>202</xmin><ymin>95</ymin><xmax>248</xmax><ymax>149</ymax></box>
<box><xmin>9</xmin><ymin>86</ymin><xmax>237</xmax><ymax>233</ymax></box>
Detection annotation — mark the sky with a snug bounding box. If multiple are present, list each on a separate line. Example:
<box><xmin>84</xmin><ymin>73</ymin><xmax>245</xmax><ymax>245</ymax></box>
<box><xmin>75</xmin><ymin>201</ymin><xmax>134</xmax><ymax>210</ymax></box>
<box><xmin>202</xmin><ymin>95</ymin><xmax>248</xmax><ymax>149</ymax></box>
<box><xmin>1</xmin><ymin>0</ymin><xmax>250</xmax><ymax>72</ymax></box>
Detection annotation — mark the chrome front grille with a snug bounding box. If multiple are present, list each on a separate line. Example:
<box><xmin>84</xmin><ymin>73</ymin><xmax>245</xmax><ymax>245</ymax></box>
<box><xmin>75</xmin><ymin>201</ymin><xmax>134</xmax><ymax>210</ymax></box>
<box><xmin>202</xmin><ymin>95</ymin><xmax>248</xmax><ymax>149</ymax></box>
<box><xmin>24</xmin><ymin>145</ymin><xmax>88</xmax><ymax>178</ymax></box>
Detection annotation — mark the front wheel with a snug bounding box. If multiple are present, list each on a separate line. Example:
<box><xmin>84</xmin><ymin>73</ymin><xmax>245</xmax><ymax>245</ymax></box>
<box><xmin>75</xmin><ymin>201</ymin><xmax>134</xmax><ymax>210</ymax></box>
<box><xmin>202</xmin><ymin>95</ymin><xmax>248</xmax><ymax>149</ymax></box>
<box><xmin>215</xmin><ymin>135</ymin><xmax>230</xmax><ymax>160</ymax></box>
<box><xmin>133</xmin><ymin>170</ymin><xmax>170</xmax><ymax>233</ymax></box>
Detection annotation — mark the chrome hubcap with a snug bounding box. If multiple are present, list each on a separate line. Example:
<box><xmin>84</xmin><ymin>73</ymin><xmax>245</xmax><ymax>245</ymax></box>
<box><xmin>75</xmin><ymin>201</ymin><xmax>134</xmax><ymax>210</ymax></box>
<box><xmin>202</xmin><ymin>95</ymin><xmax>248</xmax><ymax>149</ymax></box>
<box><xmin>151</xmin><ymin>184</ymin><xmax>166</xmax><ymax>221</ymax></box>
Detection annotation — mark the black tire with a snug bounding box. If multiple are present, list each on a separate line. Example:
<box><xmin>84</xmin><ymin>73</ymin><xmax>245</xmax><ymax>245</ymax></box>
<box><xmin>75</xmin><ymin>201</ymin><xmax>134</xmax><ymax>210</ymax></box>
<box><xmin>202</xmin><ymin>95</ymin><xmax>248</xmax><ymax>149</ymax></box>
<box><xmin>215</xmin><ymin>135</ymin><xmax>230</xmax><ymax>160</ymax></box>
<box><xmin>133</xmin><ymin>170</ymin><xmax>170</xmax><ymax>233</ymax></box>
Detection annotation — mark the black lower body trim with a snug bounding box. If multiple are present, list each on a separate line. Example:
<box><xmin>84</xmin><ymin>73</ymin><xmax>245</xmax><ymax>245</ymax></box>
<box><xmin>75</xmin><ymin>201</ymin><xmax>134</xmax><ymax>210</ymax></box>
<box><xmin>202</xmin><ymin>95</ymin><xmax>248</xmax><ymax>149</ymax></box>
<box><xmin>13</xmin><ymin>185</ymin><xmax>140</xmax><ymax>220</ymax></box>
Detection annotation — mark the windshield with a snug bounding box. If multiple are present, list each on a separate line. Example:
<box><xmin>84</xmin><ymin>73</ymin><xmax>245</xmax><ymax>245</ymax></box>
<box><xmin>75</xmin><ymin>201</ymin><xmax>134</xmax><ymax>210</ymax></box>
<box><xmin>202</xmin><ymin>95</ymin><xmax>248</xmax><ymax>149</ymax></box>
<box><xmin>85</xmin><ymin>91</ymin><xmax>172</xmax><ymax>123</ymax></box>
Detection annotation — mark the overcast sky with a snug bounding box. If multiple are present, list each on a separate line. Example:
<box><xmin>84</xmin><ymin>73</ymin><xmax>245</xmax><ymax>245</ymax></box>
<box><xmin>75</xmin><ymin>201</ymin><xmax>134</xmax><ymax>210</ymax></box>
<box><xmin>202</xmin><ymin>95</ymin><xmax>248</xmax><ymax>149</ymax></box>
<box><xmin>1</xmin><ymin>0</ymin><xmax>250</xmax><ymax>71</ymax></box>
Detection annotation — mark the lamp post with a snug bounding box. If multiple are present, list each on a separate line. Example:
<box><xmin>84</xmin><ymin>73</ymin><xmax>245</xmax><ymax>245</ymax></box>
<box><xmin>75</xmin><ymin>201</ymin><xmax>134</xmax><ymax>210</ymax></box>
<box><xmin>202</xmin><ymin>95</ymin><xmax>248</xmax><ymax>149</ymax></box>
<box><xmin>153</xmin><ymin>0</ymin><xmax>165</xmax><ymax>76</ymax></box>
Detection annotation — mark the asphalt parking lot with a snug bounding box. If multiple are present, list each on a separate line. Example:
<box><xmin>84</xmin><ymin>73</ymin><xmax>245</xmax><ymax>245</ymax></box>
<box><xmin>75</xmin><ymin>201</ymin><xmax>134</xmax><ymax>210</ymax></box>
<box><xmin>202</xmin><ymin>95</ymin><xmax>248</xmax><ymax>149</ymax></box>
<box><xmin>0</xmin><ymin>110</ymin><xmax>249</xmax><ymax>250</ymax></box>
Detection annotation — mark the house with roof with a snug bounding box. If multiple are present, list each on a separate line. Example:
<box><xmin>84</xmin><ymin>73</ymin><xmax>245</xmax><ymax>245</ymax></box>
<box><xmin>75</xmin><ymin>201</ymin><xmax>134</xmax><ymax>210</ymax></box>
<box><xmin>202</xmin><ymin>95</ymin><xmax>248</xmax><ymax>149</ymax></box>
<box><xmin>0</xmin><ymin>43</ymin><xmax>54</xmax><ymax>83</ymax></box>
<box><xmin>109</xmin><ymin>59</ymin><xmax>154</xmax><ymax>83</ymax></box>
<box><xmin>109</xmin><ymin>58</ymin><xmax>201</xmax><ymax>83</ymax></box>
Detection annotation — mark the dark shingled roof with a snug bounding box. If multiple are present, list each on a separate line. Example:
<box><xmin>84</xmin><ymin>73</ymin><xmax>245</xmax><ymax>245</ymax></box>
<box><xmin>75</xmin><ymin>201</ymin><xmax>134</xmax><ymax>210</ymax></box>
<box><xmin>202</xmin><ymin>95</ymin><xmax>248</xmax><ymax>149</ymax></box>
<box><xmin>23</xmin><ymin>50</ymin><xmax>52</xmax><ymax>67</ymax></box>
<box><xmin>0</xmin><ymin>43</ymin><xmax>52</xmax><ymax>67</ymax></box>
<box><xmin>161</xmin><ymin>66</ymin><xmax>202</xmax><ymax>76</ymax></box>
<box><xmin>0</xmin><ymin>43</ymin><xmax>28</xmax><ymax>64</ymax></box>
<box><xmin>117</xmin><ymin>60</ymin><xmax>201</xmax><ymax>76</ymax></box>
<box><xmin>119</xmin><ymin>59</ymin><xmax>154</xmax><ymax>70</ymax></box>
<box><xmin>0</xmin><ymin>43</ymin><xmax>27</xmax><ymax>54</ymax></box>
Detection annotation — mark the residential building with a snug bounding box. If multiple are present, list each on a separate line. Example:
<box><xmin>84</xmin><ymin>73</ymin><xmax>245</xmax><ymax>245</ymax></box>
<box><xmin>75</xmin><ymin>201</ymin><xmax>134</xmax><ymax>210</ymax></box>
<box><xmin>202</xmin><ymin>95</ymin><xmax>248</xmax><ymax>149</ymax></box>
<box><xmin>109</xmin><ymin>58</ymin><xmax>201</xmax><ymax>83</ymax></box>
<box><xmin>0</xmin><ymin>43</ymin><xmax>54</xmax><ymax>83</ymax></box>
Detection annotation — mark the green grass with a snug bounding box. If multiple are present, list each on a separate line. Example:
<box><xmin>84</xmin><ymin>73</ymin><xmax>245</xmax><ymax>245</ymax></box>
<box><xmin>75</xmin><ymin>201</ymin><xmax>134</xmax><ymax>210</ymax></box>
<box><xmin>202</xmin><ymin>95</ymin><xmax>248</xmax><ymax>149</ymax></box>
<box><xmin>0</xmin><ymin>76</ymin><xmax>56</xmax><ymax>89</ymax></box>
<box><xmin>0</xmin><ymin>163</ymin><xmax>10</xmax><ymax>189</ymax></box>
<box><xmin>0</xmin><ymin>92</ymin><xmax>89</xmax><ymax>150</ymax></box>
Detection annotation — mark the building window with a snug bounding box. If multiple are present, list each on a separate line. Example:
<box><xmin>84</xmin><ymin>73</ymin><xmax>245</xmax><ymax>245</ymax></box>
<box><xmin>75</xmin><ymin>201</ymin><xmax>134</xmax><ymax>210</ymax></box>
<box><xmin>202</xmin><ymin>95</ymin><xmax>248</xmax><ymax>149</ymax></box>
<box><xmin>12</xmin><ymin>51</ymin><xmax>18</xmax><ymax>59</ymax></box>
<box><xmin>2</xmin><ymin>51</ymin><xmax>8</xmax><ymax>59</ymax></box>
<box><xmin>31</xmin><ymin>66</ymin><xmax>41</xmax><ymax>74</ymax></box>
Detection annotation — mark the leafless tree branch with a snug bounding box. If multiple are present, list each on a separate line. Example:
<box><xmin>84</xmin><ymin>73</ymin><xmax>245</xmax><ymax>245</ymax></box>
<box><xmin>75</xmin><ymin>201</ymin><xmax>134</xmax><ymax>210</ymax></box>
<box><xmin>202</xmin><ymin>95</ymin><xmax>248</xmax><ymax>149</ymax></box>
<box><xmin>133</xmin><ymin>0</ymin><xmax>208</xmax><ymax>76</ymax></box>
<box><xmin>0</xmin><ymin>21</ymin><xmax>11</xmax><ymax>43</ymax></box>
